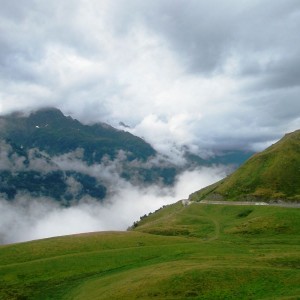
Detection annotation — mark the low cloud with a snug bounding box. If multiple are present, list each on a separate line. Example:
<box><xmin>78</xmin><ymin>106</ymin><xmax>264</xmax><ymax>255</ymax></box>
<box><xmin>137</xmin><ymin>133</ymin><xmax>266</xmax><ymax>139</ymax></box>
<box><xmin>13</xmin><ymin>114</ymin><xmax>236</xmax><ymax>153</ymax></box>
<box><xmin>0</xmin><ymin>166</ymin><xmax>226</xmax><ymax>244</ymax></box>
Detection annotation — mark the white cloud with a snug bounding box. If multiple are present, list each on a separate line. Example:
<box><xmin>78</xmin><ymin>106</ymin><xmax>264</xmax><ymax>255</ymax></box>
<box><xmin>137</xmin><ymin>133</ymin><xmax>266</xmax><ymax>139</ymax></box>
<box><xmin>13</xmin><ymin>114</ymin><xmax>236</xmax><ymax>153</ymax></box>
<box><xmin>1</xmin><ymin>0</ymin><xmax>299</xmax><ymax>155</ymax></box>
<box><xmin>0</xmin><ymin>166</ymin><xmax>226</xmax><ymax>244</ymax></box>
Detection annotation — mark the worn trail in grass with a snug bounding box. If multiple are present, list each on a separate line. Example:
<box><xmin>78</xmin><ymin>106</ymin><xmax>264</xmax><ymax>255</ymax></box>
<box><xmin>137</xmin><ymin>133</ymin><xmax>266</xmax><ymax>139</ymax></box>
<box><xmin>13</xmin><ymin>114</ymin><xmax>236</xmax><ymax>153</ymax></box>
<box><xmin>0</xmin><ymin>202</ymin><xmax>299</xmax><ymax>299</ymax></box>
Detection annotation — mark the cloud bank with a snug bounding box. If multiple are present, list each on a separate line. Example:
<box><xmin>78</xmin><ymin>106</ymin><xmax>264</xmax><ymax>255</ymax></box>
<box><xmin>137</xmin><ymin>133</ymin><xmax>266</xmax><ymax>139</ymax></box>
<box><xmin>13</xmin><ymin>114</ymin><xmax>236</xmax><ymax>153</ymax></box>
<box><xmin>0</xmin><ymin>166</ymin><xmax>226</xmax><ymax>244</ymax></box>
<box><xmin>0</xmin><ymin>141</ymin><xmax>229</xmax><ymax>244</ymax></box>
<box><xmin>0</xmin><ymin>0</ymin><xmax>299</xmax><ymax>156</ymax></box>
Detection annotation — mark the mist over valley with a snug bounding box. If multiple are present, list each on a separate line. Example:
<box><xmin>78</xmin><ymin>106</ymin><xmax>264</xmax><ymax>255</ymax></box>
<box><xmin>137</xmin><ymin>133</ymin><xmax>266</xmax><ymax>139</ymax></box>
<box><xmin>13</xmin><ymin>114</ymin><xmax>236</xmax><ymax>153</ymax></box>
<box><xmin>0</xmin><ymin>108</ymin><xmax>232</xmax><ymax>244</ymax></box>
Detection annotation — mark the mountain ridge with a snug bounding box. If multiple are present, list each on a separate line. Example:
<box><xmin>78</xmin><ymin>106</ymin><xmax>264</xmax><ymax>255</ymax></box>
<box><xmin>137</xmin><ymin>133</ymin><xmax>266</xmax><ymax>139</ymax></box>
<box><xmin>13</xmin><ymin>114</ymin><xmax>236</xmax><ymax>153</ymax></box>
<box><xmin>0</xmin><ymin>107</ymin><xmax>156</xmax><ymax>163</ymax></box>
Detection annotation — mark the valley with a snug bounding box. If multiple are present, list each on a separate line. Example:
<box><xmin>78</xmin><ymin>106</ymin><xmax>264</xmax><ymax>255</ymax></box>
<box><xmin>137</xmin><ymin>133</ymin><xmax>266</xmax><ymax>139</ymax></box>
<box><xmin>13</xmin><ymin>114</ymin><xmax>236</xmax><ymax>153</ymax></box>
<box><xmin>0</xmin><ymin>108</ymin><xmax>251</xmax><ymax>203</ymax></box>
<box><xmin>0</xmin><ymin>112</ymin><xmax>299</xmax><ymax>299</ymax></box>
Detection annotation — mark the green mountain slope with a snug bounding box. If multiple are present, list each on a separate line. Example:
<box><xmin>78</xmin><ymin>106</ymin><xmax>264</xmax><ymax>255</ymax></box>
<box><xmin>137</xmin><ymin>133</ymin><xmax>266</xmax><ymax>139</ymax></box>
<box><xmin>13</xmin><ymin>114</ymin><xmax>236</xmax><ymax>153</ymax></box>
<box><xmin>0</xmin><ymin>108</ymin><xmax>177</xmax><ymax>201</ymax></box>
<box><xmin>0</xmin><ymin>202</ymin><xmax>299</xmax><ymax>299</ymax></box>
<box><xmin>0</xmin><ymin>107</ymin><xmax>156</xmax><ymax>162</ymax></box>
<box><xmin>190</xmin><ymin>129</ymin><xmax>300</xmax><ymax>202</ymax></box>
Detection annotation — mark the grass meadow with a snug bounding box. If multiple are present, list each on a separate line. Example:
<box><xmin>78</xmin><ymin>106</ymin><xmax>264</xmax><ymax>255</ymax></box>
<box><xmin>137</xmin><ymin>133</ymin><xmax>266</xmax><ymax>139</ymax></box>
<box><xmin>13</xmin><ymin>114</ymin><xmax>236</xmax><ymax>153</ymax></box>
<box><xmin>0</xmin><ymin>202</ymin><xmax>299</xmax><ymax>299</ymax></box>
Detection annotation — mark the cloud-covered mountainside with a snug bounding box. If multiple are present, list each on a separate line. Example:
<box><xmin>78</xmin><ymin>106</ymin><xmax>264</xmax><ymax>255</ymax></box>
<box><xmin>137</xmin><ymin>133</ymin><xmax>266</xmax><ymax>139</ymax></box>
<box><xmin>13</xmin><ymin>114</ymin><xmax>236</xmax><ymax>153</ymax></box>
<box><xmin>0</xmin><ymin>108</ymin><xmax>251</xmax><ymax>202</ymax></box>
<box><xmin>0</xmin><ymin>107</ymin><xmax>164</xmax><ymax>201</ymax></box>
<box><xmin>0</xmin><ymin>108</ymin><xmax>248</xmax><ymax>243</ymax></box>
<box><xmin>190</xmin><ymin>129</ymin><xmax>300</xmax><ymax>202</ymax></box>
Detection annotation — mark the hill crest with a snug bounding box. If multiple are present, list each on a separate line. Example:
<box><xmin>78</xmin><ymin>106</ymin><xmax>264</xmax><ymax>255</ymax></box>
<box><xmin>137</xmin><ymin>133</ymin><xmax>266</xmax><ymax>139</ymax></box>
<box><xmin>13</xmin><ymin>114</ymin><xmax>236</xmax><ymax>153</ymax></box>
<box><xmin>190</xmin><ymin>129</ymin><xmax>300</xmax><ymax>202</ymax></box>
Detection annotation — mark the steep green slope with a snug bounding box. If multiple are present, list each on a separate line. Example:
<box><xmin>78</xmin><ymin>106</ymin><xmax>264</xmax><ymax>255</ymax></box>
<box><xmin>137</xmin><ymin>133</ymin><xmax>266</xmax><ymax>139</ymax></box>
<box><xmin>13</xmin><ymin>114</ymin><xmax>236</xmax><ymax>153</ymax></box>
<box><xmin>190</xmin><ymin>129</ymin><xmax>300</xmax><ymax>202</ymax></box>
<box><xmin>1</xmin><ymin>202</ymin><xmax>299</xmax><ymax>299</ymax></box>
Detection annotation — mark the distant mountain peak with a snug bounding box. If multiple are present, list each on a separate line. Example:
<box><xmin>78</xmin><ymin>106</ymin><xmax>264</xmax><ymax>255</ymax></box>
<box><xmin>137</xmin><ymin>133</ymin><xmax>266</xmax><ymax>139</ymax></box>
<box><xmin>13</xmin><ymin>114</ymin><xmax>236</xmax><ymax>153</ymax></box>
<box><xmin>119</xmin><ymin>121</ymin><xmax>131</xmax><ymax>129</ymax></box>
<box><xmin>32</xmin><ymin>107</ymin><xmax>63</xmax><ymax>114</ymax></box>
<box><xmin>0</xmin><ymin>107</ymin><xmax>156</xmax><ymax>161</ymax></box>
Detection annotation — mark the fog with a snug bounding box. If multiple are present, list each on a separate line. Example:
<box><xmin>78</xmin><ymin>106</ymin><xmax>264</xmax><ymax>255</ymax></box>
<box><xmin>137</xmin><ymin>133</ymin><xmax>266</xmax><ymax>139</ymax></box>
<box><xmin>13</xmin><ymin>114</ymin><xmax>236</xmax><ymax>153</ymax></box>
<box><xmin>0</xmin><ymin>166</ymin><xmax>226</xmax><ymax>244</ymax></box>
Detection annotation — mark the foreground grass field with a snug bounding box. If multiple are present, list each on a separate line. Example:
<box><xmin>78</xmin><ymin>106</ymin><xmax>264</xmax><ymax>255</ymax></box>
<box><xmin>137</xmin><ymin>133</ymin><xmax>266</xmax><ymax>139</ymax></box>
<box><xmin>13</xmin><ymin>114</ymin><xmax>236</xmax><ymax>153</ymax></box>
<box><xmin>0</xmin><ymin>202</ymin><xmax>299</xmax><ymax>299</ymax></box>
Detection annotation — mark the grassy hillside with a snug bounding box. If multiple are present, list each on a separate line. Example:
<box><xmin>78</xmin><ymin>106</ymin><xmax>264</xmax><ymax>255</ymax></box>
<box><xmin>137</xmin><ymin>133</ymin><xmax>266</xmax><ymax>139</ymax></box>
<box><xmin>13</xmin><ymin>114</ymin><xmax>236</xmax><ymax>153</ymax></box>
<box><xmin>190</xmin><ymin>130</ymin><xmax>300</xmax><ymax>202</ymax></box>
<box><xmin>1</xmin><ymin>202</ymin><xmax>299</xmax><ymax>299</ymax></box>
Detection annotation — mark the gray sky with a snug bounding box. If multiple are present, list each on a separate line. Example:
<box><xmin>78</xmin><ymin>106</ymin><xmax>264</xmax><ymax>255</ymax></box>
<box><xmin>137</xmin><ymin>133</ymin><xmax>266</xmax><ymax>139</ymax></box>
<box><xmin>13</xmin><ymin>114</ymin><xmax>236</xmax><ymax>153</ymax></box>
<box><xmin>1</xmin><ymin>0</ymin><xmax>300</xmax><ymax>157</ymax></box>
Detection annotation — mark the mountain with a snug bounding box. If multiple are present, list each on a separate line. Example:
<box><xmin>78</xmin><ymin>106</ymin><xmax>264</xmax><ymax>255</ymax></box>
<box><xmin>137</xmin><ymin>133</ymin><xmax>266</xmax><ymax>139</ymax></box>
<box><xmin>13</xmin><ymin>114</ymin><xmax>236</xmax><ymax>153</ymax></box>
<box><xmin>0</xmin><ymin>107</ymin><xmax>252</xmax><ymax>202</ymax></box>
<box><xmin>0</xmin><ymin>108</ymin><xmax>176</xmax><ymax>201</ymax></box>
<box><xmin>185</xmin><ymin>149</ymin><xmax>253</xmax><ymax>168</ymax></box>
<box><xmin>190</xmin><ymin>129</ymin><xmax>300</xmax><ymax>202</ymax></box>
<box><xmin>0</xmin><ymin>107</ymin><xmax>155</xmax><ymax>163</ymax></box>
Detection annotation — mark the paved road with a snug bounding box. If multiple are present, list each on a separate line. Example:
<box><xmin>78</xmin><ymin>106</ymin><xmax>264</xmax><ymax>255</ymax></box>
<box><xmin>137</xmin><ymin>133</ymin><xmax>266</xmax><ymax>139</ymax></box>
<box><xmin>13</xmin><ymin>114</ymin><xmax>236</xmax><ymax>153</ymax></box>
<box><xmin>199</xmin><ymin>200</ymin><xmax>300</xmax><ymax>208</ymax></box>
<box><xmin>182</xmin><ymin>199</ymin><xmax>300</xmax><ymax>208</ymax></box>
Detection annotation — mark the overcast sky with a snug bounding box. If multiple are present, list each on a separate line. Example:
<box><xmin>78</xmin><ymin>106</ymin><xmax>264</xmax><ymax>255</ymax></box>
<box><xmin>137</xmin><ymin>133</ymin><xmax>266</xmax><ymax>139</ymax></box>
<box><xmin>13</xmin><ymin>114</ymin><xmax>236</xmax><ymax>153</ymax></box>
<box><xmin>1</xmin><ymin>0</ymin><xmax>300</xmax><ymax>156</ymax></box>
